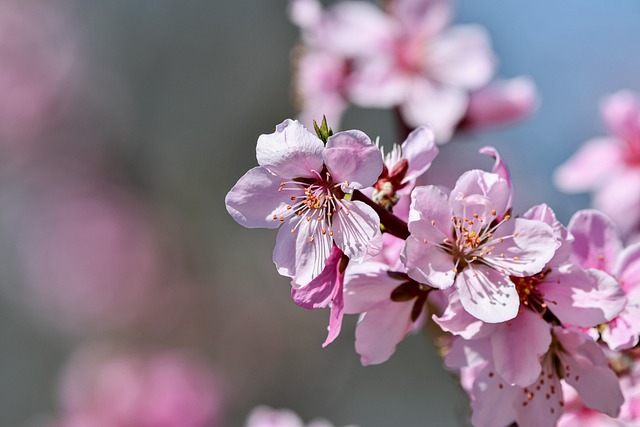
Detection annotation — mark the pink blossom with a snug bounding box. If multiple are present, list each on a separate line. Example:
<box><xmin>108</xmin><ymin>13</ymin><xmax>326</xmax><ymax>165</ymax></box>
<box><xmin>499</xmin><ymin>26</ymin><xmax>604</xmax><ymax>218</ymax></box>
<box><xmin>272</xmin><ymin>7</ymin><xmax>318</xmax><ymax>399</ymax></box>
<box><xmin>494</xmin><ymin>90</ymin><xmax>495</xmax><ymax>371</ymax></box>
<box><xmin>470</xmin><ymin>327</ymin><xmax>623</xmax><ymax>427</ymax></box>
<box><xmin>402</xmin><ymin>168</ymin><xmax>557</xmax><ymax>323</ymax></box>
<box><xmin>437</xmin><ymin>204</ymin><xmax>625</xmax><ymax>386</ymax></box>
<box><xmin>569</xmin><ymin>210</ymin><xmax>640</xmax><ymax>351</ymax></box>
<box><xmin>245</xmin><ymin>406</ymin><xmax>355</xmax><ymax>427</ymax></box>
<box><xmin>226</xmin><ymin>119</ymin><xmax>383</xmax><ymax>286</ymax></box>
<box><xmin>16</xmin><ymin>186</ymin><xmax>165</xmax><ymax>333</ymax></box>
<box><xmin>345</xmin><ymin>0</ymin><xmax>496</xmax><ymax>142</ymax></box>
<box><xmin>460</xmin><ymin>77</ymin><xmax>539</xmax><ymax>130</ymax></box>
<box><xmin>555</xmin><ymin>91</ymin><xmax>640</xmax><ymax>236</ymax></box>
<box><xmin>53</xmin><ymin>345</ymin><xmax>222</xmax><ymax>427</ymax></box>
<box><xmin>372</xmin><ymin>126</ymin><xmax>438</xmax><ymax>210</ymax></box>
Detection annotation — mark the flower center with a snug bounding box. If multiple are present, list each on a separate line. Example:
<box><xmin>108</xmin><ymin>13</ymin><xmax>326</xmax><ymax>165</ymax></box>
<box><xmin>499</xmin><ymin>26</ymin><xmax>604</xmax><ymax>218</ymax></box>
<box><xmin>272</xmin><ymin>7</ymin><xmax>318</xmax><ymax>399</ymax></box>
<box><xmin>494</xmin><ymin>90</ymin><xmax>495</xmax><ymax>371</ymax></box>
<box><xmin>512</xmin><ymin>269</ymin><xmax>556</xmax><ymax>317</ymax></box>
<box><xmin>272</xmin><ymin>169</ymin><xmax>347</xmax><ymax>242</ymax></box>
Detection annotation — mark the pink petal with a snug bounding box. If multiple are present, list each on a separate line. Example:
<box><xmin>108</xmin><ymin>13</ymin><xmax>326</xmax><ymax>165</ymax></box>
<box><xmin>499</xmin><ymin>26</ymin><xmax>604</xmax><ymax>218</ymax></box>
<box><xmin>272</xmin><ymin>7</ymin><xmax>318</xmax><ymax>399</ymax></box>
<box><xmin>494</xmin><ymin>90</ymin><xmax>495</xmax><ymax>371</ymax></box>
<box><xmin>433</xmin><ymin>291</ymin><xmax>487</xmax><ymax>339</ymax></box>
<box><xmin>553</xmin><ymin>137</ymin><xmax>624</xmax><ymax>193</ymax></box>
<box><xmin>324</xmin><ymin>130</ymin><xmax>383</xmax><ymax>189</ymax></box>
<box><xmin>514</xmin><ymin>359</ymin><xmax>564</xmax><ymax>427</ymax></box>
<box><xmin>401</xmin><ymin>126</ymin><xmax>439</xmax><ymax>183</ymax></box>
<box><xmin>463</xmin><ymin>77</ymin><xmax>538</xmax><ymax>129</ymax></box>
<box><xmin>354</xmin><ymin>301</ymin><xmax>415</xmax><ymax>365</ymax></box>
<box><xmin>331</xmin><ymin>199</ymin><xmax>381</xmax><ymax>262</ymax></box>
<box><xmin>291</xmin><ymin>246</ymin><xmax>344</xmax><ymax>310</ymax></box>
<box><xmin>273</xmin><ymin>216</ymin><xmax>333</xmax><ymax>286</ymax></box>
<box><xmin>487</xmin><ymin>218</ymin><xmax>557</xmax><ymax>277</ymax></box>
<box><xmin>323</xmin><ymin>271</ymin><xmax>344</xmax><ymax>347</ymax></box>
<box><xmin>407</xmin><ymin>185</ymin><xmax>453</xmax><ymax>242</ymax></box>
<box><xmin>456</xmin><ymin>264</ymin><xmax>519</xmax><ymax>323</ymax></box>
<box><xmin>313</xmin><ymin>1</ymin><xmax>397</xmax><ymax>56</ymax></box>
<box><xmin>470</xmin><ymin>366</ymin><xmax>517</xmax><ymax>427</ymax></box>
<box><xmin>348</xmin><ymin>59</ymin><xmax>411</xmax><ymax>107</ymax></box>
<box><xmin>402</xmin><ymin>236</ymin><xmax>455</xmax><ymax>289</ymax></box>
<box><xmin>601</xmin><ymin>90</ymin><xmax>640</xmax><ymax>143</ymax></box>
<box><xmin>288</xmin><ymin>0</ymin><xmax>322</xmax><ymax>29</ymax></box>
<box><xmin>523</xmin><ymin>203</ymin><xmax>573</xmax><ymax>266</ymax></box>
<box><xmin>444</xmin><ymin>336</ymin><xmax>492</xmax><ymax>370</ymax></box>
<box><xmin>555</xmin><ymin>328</ymin><xmax>624</xmax><ymax>417</ymax></box>
<box><xmin>601</xmin><ymin>300</ymin><xmax>640</xmax><ymax>351</ymax></box>
<box><xmin>568</xmin><ymin>209</ymin><xmax>622</xmax><ymax>273</ymax></box>
<box><xmin>491</xmin><ymin>310</ymin><xmax>551</xmax><ymax>387</ymax></box>
<box><xmin>615</xmin><ymin>243</ymin><xmax>640</xmax><ymax>291</ymax></box>
<box><xmin>225</xmin><ymin>167</ymin><xmax>297</xmax><ymax>229</ymax></box>
<box><xmin>539</xmin><ymin>266</ymin><xmax>625</xmax><ymax>327</ymax></box>
<box><xmin>450</xmin><ymin>169</ymin><xmax>510</xmax><ymax>221</ymax></box>
<box><xmin>256</xmin><ymin>119</ymin><xmax>325</xmax><ymax>179</ymax></box>
<box><xmin>593</xmin><ymin>169</ymin><xmax>640</xmax><ymax>237</ymax></box>
<box><xmin>428</xmin><ymin>25</ymin><xmax>495</xmax><ymax>89</ymax></box>
<box><xmin>400</xmin><ymin>78</ymin><xmax>467</xmax><ymax>143</ymax></box>
<box><xmin>343</xmin><ymin>261</ymin><xmax>399</xmax><ymax>314</ymax></box>
<box><xmin>390</xmin><ymin>0</ymin><xmax>452</xmax><ymax>37</ymax></box>
<box><xmin>478</xmin><ymin>146</ymin><xmax>512</xmax><ymax>212</ymax></box>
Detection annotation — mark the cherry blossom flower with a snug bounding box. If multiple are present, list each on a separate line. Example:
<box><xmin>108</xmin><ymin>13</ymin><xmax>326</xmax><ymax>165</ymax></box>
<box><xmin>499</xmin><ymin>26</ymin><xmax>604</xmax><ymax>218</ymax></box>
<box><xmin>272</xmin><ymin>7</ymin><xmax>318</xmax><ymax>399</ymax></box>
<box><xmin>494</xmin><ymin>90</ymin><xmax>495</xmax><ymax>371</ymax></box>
<box><xmin>344</xmin><ymin>0</ymin><xmax>495</xmax><ymax>142</ymax></box>
<box><xmin>51</xmin><ymin>345</ymin><xmax>222</xmax><ymax>427</ymax></box>
<box><xmin>245</xmin><ymin>406</ymin><xmax>356</xmax><ymax>427</ymax></box>
<box><xmin>438</xmin><ymin>204</ymin><xmax>625</xmax><ymax>386</ymax></box>
<box><xmin>372</xmin><ymin>126</ymin><xmax>438</xmax><ymax>210</ymax></box>
<box><xmin>470</xmin><ymin>327</ymin><xmax>623</xmax><ymax>427</ymax></box>
<box><xmin>402</xmin><ymin>167</ymin><xmax>557</xmax><ymax>323</ymax></box>
<box><xmin>226</xmin><ymin>119</ymin><xmax>383</xmax><ymax>286</ymax></box>
<box><xmin>555</xmin><ymin>91</ymin><xmax>640</xmax><ymax>237</ymax></box>
<box><xmin>568</xmin><ymin>209</ymin><xmax>640</xmax><ymax>351</ymax></box>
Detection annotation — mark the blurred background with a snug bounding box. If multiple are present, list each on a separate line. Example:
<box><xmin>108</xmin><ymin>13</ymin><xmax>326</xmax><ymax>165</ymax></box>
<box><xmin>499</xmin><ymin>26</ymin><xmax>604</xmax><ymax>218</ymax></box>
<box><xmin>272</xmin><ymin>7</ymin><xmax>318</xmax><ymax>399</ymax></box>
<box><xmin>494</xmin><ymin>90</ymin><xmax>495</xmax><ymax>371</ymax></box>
<box><xmin>0</xmin><ymin>0</ymin><xmax>639</xmax><ymax>426</ymax></box>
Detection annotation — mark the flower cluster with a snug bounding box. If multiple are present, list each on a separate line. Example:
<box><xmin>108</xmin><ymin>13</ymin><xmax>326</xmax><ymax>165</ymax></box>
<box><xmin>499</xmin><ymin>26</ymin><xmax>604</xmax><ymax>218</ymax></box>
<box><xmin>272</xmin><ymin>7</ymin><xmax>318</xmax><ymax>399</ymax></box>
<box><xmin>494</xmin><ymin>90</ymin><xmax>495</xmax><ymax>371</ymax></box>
<box><xmin>289</xmin><ymin>0</ymin><xmax>537</xmax><ymax>142</ymax></box>
<box><xmin>226</xmin><ymin>114</ymin><xmax>640</xmax><ymax>425</ymax></box>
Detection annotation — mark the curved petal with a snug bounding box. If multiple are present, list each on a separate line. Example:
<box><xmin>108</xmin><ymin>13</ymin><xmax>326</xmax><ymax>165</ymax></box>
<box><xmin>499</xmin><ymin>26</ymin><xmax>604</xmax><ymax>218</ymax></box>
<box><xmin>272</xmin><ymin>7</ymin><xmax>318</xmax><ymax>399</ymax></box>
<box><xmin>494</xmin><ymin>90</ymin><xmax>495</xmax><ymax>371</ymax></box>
<box><xmin>347</xmin><ymin>58</ymin><xmax>411</xmax><ymax>107</ymax></box>
<box><xmin>614</xmin><ymin>242</ymin><xmax>640</xmax><ymax>291</ymax></box>
<box><xmin>343</xmin><ymin>261</ymin><xmax>399</xmax><ymax>314</ymax></box>
<box><xmin>331</xmin><ymin>199</ymin><xmax>380</xmax><ymax>262</ymax></box>
<box><xmin>471</xmin><ymin>365</ymin><xmax>518</xmax><ymax>427</ymax></box>
<box><xmin>450</xmin><ymin>169</ymin><xmax>510</xmax><ymax>221</ymax></box>
<box><xmin>433</xmin><ymin>291</ymin><xmax>487</xmax><ymax>339</ymax></box>
<box><xmin>292</xmin><ymin>246</ymin><xmax>343</xmax><ymax>310</ymax></box>
<box><xmin>225</xmin><ymin>167</ymin><xmax>298</xmax><ymax>229</ymax></box>
<box><xmin>256</xmin><ymin>119</ymin><xmax>324</xmax><ymax>179</ymax></box>
<box><xmin>513</xmin><ymin>358</ymin><xmax>564</xmax><ymax>427</ymax></box>
<box><xmin>390</xmin><ymin>0</ymin><xmax>452</xmax><ymax>37</ymax></box>
<box><xmin>463</xmin><ymin>77</ymin><xmax>538</xmax><ymax>129</ymax></box>
<box><xmin>491</xmin><ymin>310</ymin><xmax>551</xmax><ymax>387</ymax></box>
<box><xmin>402</xmin><ymin>236</ymin><xmax>455</xmax><ymax>289</ymax></box>
<box><xmin>568</xmin><ymin>209</ymin><xmax>622</xmax><ymax>273</ymax></box>
<box><xmin>486</xmin><ymin>218</ymin><xmax>556</xmax><ymax>277</ymax></box>
<box><xmin>407</xmin><ymin>185</ymin><xmax>453</xmax><ymax>241</ymax></box>
<box><xmin>456</xmin><ymin>264</ymin><xmax>519</xmax><ymax>323</ymax></box>
<box><xmin>273</xmin><ymin>216</ymin><xmax>333</xmax><ymax>286</ymax></box>
<box><xmin>553</xmin><ymin>137</ymin><xmax>624</xmax><ymax>193</ymax></box>
<box><xmin>540</xmin><ymin>266</ymin><xmax>625</xmax><ymax>327</ymax></box>
<box><xmin>428</xmin><ymin>25</ymin><xmax>495</xmax><ymax>89</ymax></box>
<box><xmin>400</xmin><ymin>79</ymin><xmax>467</xmax><ymax>143</ymax></box>
<box><xmin>593</xmin><ymin>169</ymin><xmax>640</xmax><ymax>237</ymax></box>
<box><xmin>523</xmin><ymin>203</ymin><xmax>572</xmax><ymax>266</ymax></box>
<box><xmin>555</xmin><ymin>328</ymin><xmax>624</xmax><ymax>417</ymax></box>
<box><xmin>601</xmin><ymin>90</ymin><xmax>640</xmax><ymax>143</ymax></box>
<box><xmin>479</xmin><ymin>146</ymin><xmax>512</xmax><ymax>211</ymax></box>
<box><xmin>324</xmin><ymin>130</ymin><xmax>383</xmax><ymax>189</ymax></box>
<box><xmin>354</xmin><ymin>301</ymin><xmax>415</xmax><ymax>365</ymax></box>
<box><xmin>401</xmin><ymin>126</ymin><xmax>439</xmax><ymax>183</ymax></box>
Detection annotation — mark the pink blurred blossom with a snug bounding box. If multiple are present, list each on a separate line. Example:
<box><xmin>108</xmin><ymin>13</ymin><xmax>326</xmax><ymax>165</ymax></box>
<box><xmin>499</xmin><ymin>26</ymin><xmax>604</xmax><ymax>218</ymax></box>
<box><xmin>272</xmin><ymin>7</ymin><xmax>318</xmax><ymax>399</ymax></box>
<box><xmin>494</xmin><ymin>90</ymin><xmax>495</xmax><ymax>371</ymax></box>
<box><xmin>245</xmin><ymin>406</ymin><xmax>355</xmax><ymax>427</ymax></box>
<box><xmin>460</xmin><ymin>77</ymin><xmax>539</xmax><ymax>130</ymax></box>
<box><xmin>17</xmin><ymin>185</ymin><xmax>166</xmax><ymax>333</ymax></box>
<box><xmin>555</xmin><ymin>91</ymin><xmax>640</xmax><ymax>237</ymax></box>
<box><xmin>51</xmin><ymin>345</ymin><xmax>222</xmax><ymax>427</ymax></box>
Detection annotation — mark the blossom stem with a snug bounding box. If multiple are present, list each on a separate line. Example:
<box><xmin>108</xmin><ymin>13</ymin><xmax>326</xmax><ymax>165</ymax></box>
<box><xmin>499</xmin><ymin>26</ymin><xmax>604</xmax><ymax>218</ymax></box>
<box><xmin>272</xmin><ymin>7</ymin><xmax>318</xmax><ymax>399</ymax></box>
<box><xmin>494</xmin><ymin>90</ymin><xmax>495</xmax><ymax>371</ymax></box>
<box><xmin>353</xmin><ymin>190</ymin><xmax>409</xmax><ymax>240</ymax></box>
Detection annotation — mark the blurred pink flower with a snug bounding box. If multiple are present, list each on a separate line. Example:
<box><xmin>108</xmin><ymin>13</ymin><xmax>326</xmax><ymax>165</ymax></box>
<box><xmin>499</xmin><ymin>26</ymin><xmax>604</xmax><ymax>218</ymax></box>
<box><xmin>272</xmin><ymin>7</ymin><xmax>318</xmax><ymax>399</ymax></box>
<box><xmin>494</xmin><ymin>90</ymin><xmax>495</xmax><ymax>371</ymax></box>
<box><xmin>17</xmin><ymin>185</ymin><xmax>166</xmax><ymax>333</ymax></box>
<box><xmin>245</xmin><ymin>406</ymin><xmax>355</xmax><ymax>427</ymax></box>
<box><xmin>460</xmin><ymin>77</ymin><xmax>539</xmax><ymax>130</ymax></box>
<box><xmin>53</xmin><ymin>345</ymin><xmax>222</xmax><ymax>427</ymax></box>
<box><xmin>555</xmin><ymin>91</ymin><xmax>640</xmax><ymax>237</ymax></box>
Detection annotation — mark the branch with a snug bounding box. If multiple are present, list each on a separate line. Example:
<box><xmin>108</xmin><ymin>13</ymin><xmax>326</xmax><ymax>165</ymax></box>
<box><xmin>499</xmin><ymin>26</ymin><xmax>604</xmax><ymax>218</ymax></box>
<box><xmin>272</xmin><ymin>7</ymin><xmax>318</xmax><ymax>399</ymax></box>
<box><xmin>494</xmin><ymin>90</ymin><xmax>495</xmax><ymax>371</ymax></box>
<box><xmin>353</xmin><ymin>190</ymin><xmax>410</xmax><ymax>240</ymax></box>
